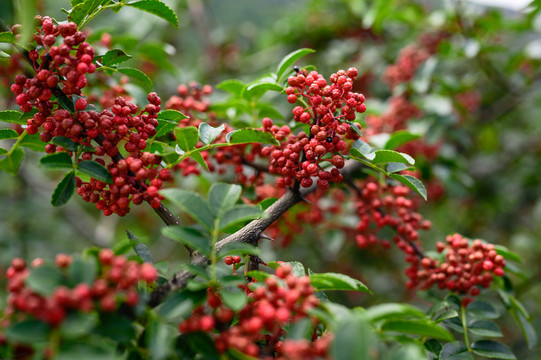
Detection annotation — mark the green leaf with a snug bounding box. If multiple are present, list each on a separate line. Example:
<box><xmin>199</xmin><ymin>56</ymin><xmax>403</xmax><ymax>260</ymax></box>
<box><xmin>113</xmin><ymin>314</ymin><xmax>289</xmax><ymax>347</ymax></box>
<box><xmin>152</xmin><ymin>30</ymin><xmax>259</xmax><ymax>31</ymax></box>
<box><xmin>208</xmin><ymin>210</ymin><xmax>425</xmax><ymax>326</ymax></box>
<box><xmin>0</xmin><ymin>50</ymin><xmax>9</xmax><ymax>58</ymax></box>
<box><xmin>158</xmin><ymin>290</ymin><xmax>206</xmax><ymax>320</ymax></box>
<box><xmin>158</xmin><ymin>109</ymin><xmax>187</xmax><ymax>122</ymax></box>
<box><xmin>181</xmin><ymin>264</ymin><xmax>210</xmax><ymax>280</ymax></box>
<box><xmin>6</xmin><ymin>320</ymin><xmax>51</xmax><ymax>344</ymax></box>
<box><xmin>126</xmin><ymin>230</ymin><xmax>154</xmax><ymax>263</ymax></box>
<box><xmin>381</xmin><ymin>320</ymin><xmax>454</xmax><ymax>341</ymax></box>
<box><xmin>494</xmin><ymin>244</ymin><xmax>522</xmax><ymax>263</ymax></box>
<box><xmin>160</xmin><ymin>189</ymin><xmax>215</xmax><ymax>230</ymax></box>
<box><xmin>372</xmin><ymin>149</ymin><xmax>415</xmax><ymax>165</ymax></box>
<box><xmin>0</xmin><ymin>129</ymin><xmax>19</xmax><ymax>140</ymax></box>
<box><xmin>309</xmin><ymin>272</ymin><xmax>371</xmax><ymax>293</ymax></box>
<box><xmin>77</xmin><ymin>160</ymin><xmax>112</xmax><ymax>183</ymax></box>
<box><xmin>147</xmin><ymin>318</ymin><xmax>176</xmax><ymax>360</ymax></box>
<box><xmin>51</xmin><ymin>170</ymin><xmax>76</xmax><ymax>206</ymax></box>
<box><xmin>276</xmin><ymin>48</ymin><xmax>315</xmax><ymax>82</ymax></box>
<box><xmin>126</xmin><ymin>0</ymin><xmax>179</xmax><ymax>27</ymax></box>
<box><xmin>330</xmin><ymin>312</ymin><xmax>376</xmax><ymax>360</ymax></box>
<box><xmin>209</xmin><ymin>183</ymin><xmax>242</xmax><ymax>214</ymax></box>
<box><xmin>440</xmin><ymin>342</ymin><xmax>474</xmax><ymax>360</ymax></box>
<box><xmin>0</xmin><ymin>110</ymin><xmax>24</xmax><ymax>124</ymax></box>
<box><xmin>384</xmin><ymin>130</ymin><xmax>422</xmax><ymax>150</ymax></box>
<box><xmin>424</xmin><ymin>339</ymin><xmax>442</xmax><ymax>355</ymax></box>
<box><xmin>246</xmin><ymin>270</ymin><xmax>270</xmax><ymax>282</ymax></box>
<box><xmin>226</xmin><ymin>128</ymin><xmax>280</xmax><ymax>145</ymax></box>
<box><xmin>57</xmin><ymin>341</ymin><xmax>116</xmax><ymax>360</ymax></box>
<box><xmin>389</xmin><ymin>174</ymin><xmax>428</xmax><ymax>201</ymax></box>
<box><xmin>365</xmin><ymin>303</ymin><xmax>426</xmax><ymax>323</ymax></box>
<box><xmin>468</xmin><ymin>320</ymin><xmax>503</xmax><ymax>337</ymax></box>
<box><xmin>0</xmin><ymin>147</ymin><xmax>24</xmax><ymax>175</ymax></box>
<box><xmin>286</xmin><ymin>317</ymin><xmax>315</xmax><ymax>340</ymax></box>
<box><xmin>471</xmin><ymin>340</ymin><xmax>516</xmax><ymax>359</ymax></box>
<box><xmin>245</xmin><ymin>81</ymin><xmax>284</xmax><ymax>98</ymax></box>
<box><xmin>216</xmin><ymin>79</ymin><xmax>246</xmax><ymax>96</ymax></box>
<box><xmin>0</xmin><ymin>148</ymin><xmax>6</xmax><ymax>155</ymax></box>
<box><xmin>52</xmin><ymin>136</ymin><xmax>77</xmax><ymax>152</ymax></box>
<box><xmin>96</xmin><ymin>313</ymin><xmax>135</xmax><ymax>343</ymax></box>
<box><xmin>69</xmin><ymin>258</ymin><xmax>96</xmax><ymax>286</ymax></box>
<box><xmin>100</xmin><ymin>48</ymin><xmax>132</xmax><ymax>66</ymax></box>
<box><xmin>219</xmin><ymin>205</ymin><xmax>264</xmax><ymax>231</ymax></box>
<box><xmin>513</xmin><ymin>310</ymin><xmax>537</xmax><ymax>349</ymax></box>
<box><xmin>189</xmin><ymin>151</ymin><xmax>209</xmax><ymax>171</ymax></box>
<box><xmin>217</xmin><ymin>242</ymin><xmax>261</xmax><ymax>258</ymax></box>
<box><xmin>25</xmin><ymin>264</ymin><xmax>64</xmax><ymax>296</ymax></box>
<box><xmin>162</xmin><ymin>226</ymin><xmax>211</xmax><ymax>256</ymax></box>
<box><xmin>351</xmin><ymin>139</ymin><xmax>375</xmax><ymax>160</ymax></box>
<box><xmin>39</xmin><ymin>152</ymin><xmax>73</xmax><ymax>170</ymax></box>
<box><xmin>180</xmin><ymin>332</ymin><xmax>220</xmax><ymax>358</ymax></box>
<box><xmin>117</xmin><ymin>67</ymin><xmax>153</xmax><ymax>91</ymax></box>
<box><xmin>467</xmin><ymin>301</ymin><xmax>499</xmax><ymax>319</ymax></box>
<box><xmin>60</xmin><ymin>312</ymin><xmax>97</xmax><ymax>339</ymax></box>
<box><xmin>0</xmin><ymin>31</ymin><xmax>16</xmax><ymax>43</ymax></box>
<box><xmin>69</xmin><ymin>0</ymin><xmax>108</xmax><ymax>26</ymax></box>
<box><xmin>174</xmin><ymin>126</ymin><xmax>199</xmax><ymax>152</ymax></box>
<box><xmin>434</xmin><ymin>309</ymin><xmax>459</xmax><ymax>323</ymax></box>
<box><xmin>387</xmin><ymin>162</ymin><xmax>414</xmax><ymax>173</ymax></box>
<box><xmin>221</xmin><ymin>287</ymin><xmax>248</xmax><ymax>311</ymax></box>
<box><xmin>198</xmin><ymin>122</ymin><xmax>225</xmax><ymax>145</ymax></box>
<box><xmin>20</xmin><ymin>133</ymin><xmax>45</xmax><ymax>152</ymax></box>
<box><xmin>155</xmin><ymin>110</ymin><xmax>187</xmax><ymax>138</ymax></box>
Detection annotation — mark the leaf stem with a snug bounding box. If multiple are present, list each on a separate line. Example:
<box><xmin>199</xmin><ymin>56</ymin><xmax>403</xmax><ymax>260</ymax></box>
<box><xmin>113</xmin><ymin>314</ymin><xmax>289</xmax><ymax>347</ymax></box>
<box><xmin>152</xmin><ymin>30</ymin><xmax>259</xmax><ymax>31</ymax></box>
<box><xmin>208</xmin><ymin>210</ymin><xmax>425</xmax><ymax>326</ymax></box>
<box><xmin>461</xmin><ymin>304</ymin><xmax>472</xmax><ymax>352</ymax></box>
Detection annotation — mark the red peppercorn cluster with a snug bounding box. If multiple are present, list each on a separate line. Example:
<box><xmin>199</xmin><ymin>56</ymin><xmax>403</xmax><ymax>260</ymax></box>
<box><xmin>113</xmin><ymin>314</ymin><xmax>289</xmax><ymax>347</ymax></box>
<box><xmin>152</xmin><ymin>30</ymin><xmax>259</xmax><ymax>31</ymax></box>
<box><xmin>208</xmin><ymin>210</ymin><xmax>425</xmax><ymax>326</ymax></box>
<box><xmin>354</xmin><ymin>180</ymin><xmax>431</xmax><ymax>250</ymax></box>
<box><xmin>2</xmin><ymin>249</ymin><xmax>157</xmax><ymax>328</ymax></box>
<box><xmin>165</xmin><ymin>81</ymin><xmax>214</xmax><ymax>127</ymax></box>
<box><xmin>178</xmin><ymin>264</ymin><xmax>325</xmax><ymax>359</ymax></box>
<box><xmin>273</xmin><ymin>68</ymin><xmax>364</xmax><ymax>189</ymax></box>
<box><xmin>405</xmin><ymin>234</ymin><xmax>505</xmax><ymax>303</ymax></box>
<box><xmin>11</xmin><ymin>17</ymin><xmax>96</xmax><ymax>116</ymax></box>
<box><xmin>9</xmin><ymin>18</ymin><xmax>168</xmax><ymax>216</ymax></box>
<box><xmin>364</xmin><ymin>95</ymin><xmax>422</xmax><ymax>138</ymax></box>
<box><xmin>383</xmin><ymin>32</ymin><xmax>447</xmax><ymax>90</ymax></box>
<box><xmin>275</xmin><ymin>336</ymin><xmax>333</xmax><ymax>360</ymax></box>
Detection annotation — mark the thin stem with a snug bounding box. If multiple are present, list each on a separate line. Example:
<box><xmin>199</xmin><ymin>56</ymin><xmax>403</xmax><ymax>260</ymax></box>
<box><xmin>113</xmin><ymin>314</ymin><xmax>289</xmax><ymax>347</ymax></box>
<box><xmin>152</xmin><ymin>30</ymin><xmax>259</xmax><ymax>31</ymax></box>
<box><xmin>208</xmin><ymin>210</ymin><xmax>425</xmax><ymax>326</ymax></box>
<box><xmin>461</xmin><ymin>305</ymin><xmax>472</xmax><ymax>352</ymax></box>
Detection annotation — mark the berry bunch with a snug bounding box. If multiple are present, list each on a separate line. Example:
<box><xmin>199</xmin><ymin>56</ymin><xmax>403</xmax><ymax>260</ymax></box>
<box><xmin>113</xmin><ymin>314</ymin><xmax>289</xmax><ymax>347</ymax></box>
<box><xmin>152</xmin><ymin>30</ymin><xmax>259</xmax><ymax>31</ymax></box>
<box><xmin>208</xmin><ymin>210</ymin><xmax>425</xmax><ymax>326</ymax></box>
<box><xmin>405</xmin><ymin>234</ymin><xmax>505</xmax><ymax>305</ymax></box>
<box><xmin>273</xmin><ymin>68</ymin><xmax>365</xmax><ymax>189</ymax></box>
<box><xmin>2</xmin><ymin>249</ymin><xmax>157</xmax><ymax>328</ymax></box>
<box><xmin>11</xmin><ymin>17</ymin><xmax>96</xmax><ymax>116</ymax></box>
<box><xmin>9</xmin><ymin>17</ymin><xmax>170</xmax><ymax>216</ymax></box>
<box><xmin>165</xmin><ymin>81</ymin><xmax>214</xmax><ymax>128</ymax></box>
<box><xmin>178</xmin><ymin>264</ymin><xmax>325</xmax><ymax>359</ymax></box>
<box><xmin>354</xmin><ymin>180</ymin><xmax>431</xmax><ymax>250</ymax></box>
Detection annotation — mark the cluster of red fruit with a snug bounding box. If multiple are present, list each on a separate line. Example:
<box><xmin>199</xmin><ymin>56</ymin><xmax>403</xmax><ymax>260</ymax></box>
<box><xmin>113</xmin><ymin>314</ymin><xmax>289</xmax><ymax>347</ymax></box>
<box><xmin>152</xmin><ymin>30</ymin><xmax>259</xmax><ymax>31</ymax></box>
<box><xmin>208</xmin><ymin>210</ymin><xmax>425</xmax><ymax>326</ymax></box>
<box><xmin>75</xmin><ymin>94</ymin><xmax>168</xmax><ymax>215</ymax></box>
<box><xmin>2</xmin><ymin>249</ymin><xmax>157</xmax><ymax>328</ymax></box>
<box><xmin>383</xmin><ymin>32</ymin><xmax>448</xmax><ymax>90</ymax></box>
<box><xmin>266</xmin><ymin>68</ymin><xmax>365</xmax><ymax>189</ymax></box>
<box><xmin>11</xmin><ymin>17</ymin><xmax>96</xmax><ymax>116</ymax></box>
<box><xmin>9</xmin><ymin>17</ymin><xmax>170</xmax><ymax>216</ymax></box>
<box><xmin>405</xmin><ymin>234</ymin><xmax>505</xmax><ymax>304</ymax></box>
<box><xmin>178</xmin><ymin>264</ymin><xmax>327</xmax><ymax>359</ymax></box>
<box><xmin>354</xmin><ymin>180</ymin><xmax>431</xmax><ymax>250</ymax></box>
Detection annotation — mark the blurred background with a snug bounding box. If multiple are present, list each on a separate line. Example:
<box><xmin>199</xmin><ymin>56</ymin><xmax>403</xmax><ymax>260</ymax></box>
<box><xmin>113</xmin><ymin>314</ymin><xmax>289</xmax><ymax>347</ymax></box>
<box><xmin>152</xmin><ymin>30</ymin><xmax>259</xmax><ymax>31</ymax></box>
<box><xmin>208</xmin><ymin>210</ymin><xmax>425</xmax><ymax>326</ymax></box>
<box><xmin>1</xmin><ymin>0</ymin><xmax>541</xmax><ymax>357</ymax></box>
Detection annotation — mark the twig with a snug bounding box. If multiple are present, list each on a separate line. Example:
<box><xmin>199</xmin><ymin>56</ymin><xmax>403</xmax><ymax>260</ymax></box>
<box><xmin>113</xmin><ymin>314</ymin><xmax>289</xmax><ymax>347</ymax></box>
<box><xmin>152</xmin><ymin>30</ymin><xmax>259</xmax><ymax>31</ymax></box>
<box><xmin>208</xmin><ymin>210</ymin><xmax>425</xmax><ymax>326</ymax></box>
<box><xmin>149</xmin><ymin>161</ymin><xmax>362</xmax><ymax>306</ymax></box>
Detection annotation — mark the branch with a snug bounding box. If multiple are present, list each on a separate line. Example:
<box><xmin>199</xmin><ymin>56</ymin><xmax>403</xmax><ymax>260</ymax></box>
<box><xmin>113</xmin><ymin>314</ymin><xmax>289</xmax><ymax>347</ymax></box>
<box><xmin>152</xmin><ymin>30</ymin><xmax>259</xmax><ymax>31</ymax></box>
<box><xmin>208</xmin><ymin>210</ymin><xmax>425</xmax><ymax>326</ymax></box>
<box><xmin>148</xmin><ymin>160</ymin><xmax>362</xmax><ymax>306</ymax></box>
